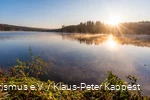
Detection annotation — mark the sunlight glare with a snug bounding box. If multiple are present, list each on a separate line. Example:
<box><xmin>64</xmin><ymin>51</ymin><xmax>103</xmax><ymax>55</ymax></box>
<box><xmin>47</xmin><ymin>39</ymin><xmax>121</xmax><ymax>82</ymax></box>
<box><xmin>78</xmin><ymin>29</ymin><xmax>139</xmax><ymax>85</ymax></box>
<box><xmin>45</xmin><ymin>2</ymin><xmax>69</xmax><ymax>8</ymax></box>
<box><xmin>106</xmin><ymin>35</ymin><xmax>117</xmax><ymax>49</ymax></box>
<box><xmin>107</xmin><ymin>15</ymin><xmax>122</xmax><ymax>25</ymax></box>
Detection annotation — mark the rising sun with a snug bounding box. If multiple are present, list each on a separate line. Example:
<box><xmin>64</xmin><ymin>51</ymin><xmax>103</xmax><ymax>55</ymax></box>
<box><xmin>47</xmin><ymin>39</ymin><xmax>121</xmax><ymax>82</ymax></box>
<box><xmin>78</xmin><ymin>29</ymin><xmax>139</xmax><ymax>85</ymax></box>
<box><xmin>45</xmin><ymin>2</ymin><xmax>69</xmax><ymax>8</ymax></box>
<box><xmin>107</xmin><ymin>15</ymin><xmax>122</xmax><ymax>25</ymax></box>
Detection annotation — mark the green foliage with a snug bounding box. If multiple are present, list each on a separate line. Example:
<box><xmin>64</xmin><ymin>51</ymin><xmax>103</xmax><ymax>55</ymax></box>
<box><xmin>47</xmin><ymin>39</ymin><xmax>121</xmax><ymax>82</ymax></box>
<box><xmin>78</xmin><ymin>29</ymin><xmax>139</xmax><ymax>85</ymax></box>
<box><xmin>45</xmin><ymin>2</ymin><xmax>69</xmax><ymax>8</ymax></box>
<box><xmin>13</xmin><ymin>47</ymin><xmax>51</xmax><ymax>78</ymax></box>
<box><xmin>0</xmin><ymin>71</ymin><xmax>149</xmax><ymax>99</ymax></box>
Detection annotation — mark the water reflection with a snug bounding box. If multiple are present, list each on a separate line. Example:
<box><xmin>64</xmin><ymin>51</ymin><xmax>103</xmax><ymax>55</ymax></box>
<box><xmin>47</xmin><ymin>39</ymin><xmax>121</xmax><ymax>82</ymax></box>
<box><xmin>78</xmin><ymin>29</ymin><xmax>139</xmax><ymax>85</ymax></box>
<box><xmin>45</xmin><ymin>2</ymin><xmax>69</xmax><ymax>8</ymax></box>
<box><xmin>106</xmin><ymin>35</ymin><xmax>117</xmax><ymax>49</ymax></box>
<box><xmin>0</xmin><ymin>32</ymin><xmax>150</xmax><ymax>95</ymax></box>
<box><xmin>62</xmin><ymin>33</ymin><xmax>150</xmax><ymax>47</ymax></box>
<box><xmin>61</xmin><ymin>33</ymin><xmax>150</xmax><ymax>95</ymax></box>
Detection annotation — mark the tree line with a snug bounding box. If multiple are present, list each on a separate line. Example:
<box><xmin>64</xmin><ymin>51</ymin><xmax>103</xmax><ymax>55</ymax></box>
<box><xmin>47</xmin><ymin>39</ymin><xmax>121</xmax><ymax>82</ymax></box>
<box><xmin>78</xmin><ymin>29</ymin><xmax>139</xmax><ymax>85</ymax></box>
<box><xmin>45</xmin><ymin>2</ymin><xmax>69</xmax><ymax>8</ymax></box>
<box><xmin>1</xmin><ymin>21</ymin><xmax>150</xmax><ymax>34</ymax></box>
<box><xmin>61</xmin><ymin>21</ymin><xmax>150</xmax><ymax>34</ymax></box>
<box><xmin>62</xmin><ymin>21</ymin><xmax>108</xmax><ymax>33</ymax></box>
<box><xmin>0</xmin><ymin>24</ymin><xmax>61</xmax><ymax>32</ymax></box>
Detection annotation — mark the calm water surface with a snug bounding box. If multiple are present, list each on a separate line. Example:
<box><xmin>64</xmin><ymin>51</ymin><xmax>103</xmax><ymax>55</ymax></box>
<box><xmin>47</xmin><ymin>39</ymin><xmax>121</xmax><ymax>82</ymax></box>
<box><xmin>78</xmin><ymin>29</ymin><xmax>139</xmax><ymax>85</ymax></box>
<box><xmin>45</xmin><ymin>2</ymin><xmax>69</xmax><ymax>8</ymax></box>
<box><xmin>0</xmin><ymin>32</ymin><xmax>150</xmax><ymax>95</ymax></box>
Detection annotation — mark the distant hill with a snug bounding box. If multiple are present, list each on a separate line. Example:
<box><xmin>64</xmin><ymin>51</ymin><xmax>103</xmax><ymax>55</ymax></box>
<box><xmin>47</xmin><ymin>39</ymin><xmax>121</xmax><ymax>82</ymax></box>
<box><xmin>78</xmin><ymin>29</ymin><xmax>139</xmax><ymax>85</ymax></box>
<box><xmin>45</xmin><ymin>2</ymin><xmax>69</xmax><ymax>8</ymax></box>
<box><xmin>0</xmin><ymin>24</ymin><xmax>61</xmax><ymax>32</ymax></box>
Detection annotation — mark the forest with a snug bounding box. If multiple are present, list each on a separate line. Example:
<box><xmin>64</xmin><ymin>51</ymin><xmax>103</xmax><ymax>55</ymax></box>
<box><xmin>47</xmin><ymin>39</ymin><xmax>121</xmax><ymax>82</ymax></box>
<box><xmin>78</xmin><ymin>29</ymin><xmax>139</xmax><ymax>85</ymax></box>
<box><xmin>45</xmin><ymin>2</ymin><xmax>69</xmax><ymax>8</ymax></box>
<box><xmin>61</xmin><ymin>21</ymin><xmax>150</xmax><ymax>34</ymax></box>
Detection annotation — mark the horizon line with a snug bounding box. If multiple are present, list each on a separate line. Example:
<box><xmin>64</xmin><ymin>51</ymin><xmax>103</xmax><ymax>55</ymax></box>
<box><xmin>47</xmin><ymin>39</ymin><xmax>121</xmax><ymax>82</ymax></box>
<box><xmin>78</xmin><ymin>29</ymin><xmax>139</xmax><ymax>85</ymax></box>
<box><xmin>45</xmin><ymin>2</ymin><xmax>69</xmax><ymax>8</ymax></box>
<box><xmin>1</xmin><ymin>20</ymin><xmax>150</xmax><ymax>29</ymax></box>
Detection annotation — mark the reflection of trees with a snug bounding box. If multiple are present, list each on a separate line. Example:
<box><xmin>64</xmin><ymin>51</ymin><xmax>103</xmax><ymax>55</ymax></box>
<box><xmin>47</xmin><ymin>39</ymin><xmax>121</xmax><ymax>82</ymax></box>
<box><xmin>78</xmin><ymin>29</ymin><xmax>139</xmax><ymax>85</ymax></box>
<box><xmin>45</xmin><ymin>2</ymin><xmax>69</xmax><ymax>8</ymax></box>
<box><xmin>115</xmin><ymin>35</ymin><xmax>150</xmax><ymax>47</ymax></box>
<box><xmin>62</xmin><ymin>34</ymin><xmax>108</xmax><ymax>45</ymax></box>
<box><xmin>62</xmin><ymin>34</ymin><xmax>150</xmax><ymax>47</ymax></box>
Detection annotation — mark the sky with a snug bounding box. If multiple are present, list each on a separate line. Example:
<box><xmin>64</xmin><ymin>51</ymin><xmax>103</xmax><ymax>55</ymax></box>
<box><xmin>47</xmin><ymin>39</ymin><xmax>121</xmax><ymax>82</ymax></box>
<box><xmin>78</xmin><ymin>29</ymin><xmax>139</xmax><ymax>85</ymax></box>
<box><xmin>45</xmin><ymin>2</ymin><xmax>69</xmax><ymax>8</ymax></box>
<box><xmin>0</xmin><ymin>0</ymin><xmax>150</xmax><ymax>29</ymax></box>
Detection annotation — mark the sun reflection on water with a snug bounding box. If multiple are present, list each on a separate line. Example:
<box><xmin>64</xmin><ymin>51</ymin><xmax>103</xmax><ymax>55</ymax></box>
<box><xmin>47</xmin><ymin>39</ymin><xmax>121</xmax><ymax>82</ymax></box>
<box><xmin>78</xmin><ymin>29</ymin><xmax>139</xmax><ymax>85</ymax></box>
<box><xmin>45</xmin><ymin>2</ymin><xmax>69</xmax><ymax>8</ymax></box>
<box><xmin>106</xmin><ymin>35</ymin><xmax>117</xmax><ymax>49</ymax></box>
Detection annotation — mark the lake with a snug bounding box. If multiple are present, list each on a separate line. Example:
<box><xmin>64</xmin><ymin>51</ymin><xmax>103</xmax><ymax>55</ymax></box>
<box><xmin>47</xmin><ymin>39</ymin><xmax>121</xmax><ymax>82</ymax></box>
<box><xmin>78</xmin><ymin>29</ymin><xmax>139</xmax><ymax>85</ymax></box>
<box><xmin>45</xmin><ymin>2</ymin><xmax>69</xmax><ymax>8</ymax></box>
<box><xmin>0</xmin><ymin>31</ymin><xmax>150</xmax><ymax>95</ymax></box>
